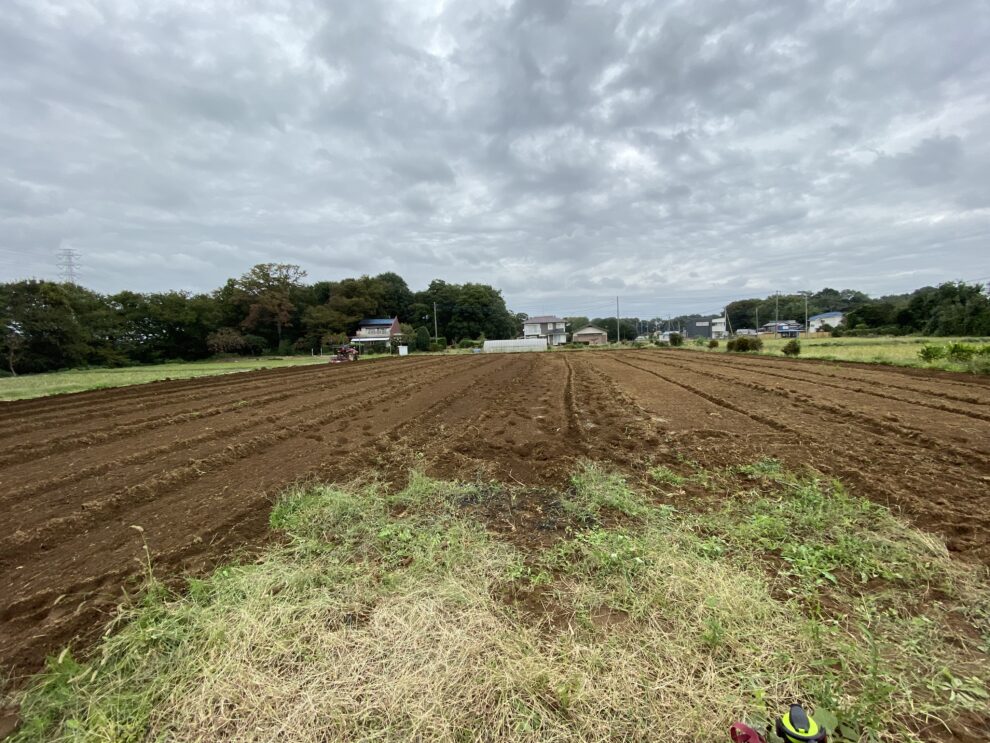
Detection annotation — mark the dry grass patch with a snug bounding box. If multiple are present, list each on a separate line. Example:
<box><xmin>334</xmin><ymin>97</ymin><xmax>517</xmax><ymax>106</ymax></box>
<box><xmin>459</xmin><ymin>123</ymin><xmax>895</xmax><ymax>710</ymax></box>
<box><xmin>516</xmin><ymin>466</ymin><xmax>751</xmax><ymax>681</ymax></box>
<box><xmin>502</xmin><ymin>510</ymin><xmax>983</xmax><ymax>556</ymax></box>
<box><xmin>9</xmin><ymin>465</ymin><xmax>989</xmax><ymax>742</ymax></box>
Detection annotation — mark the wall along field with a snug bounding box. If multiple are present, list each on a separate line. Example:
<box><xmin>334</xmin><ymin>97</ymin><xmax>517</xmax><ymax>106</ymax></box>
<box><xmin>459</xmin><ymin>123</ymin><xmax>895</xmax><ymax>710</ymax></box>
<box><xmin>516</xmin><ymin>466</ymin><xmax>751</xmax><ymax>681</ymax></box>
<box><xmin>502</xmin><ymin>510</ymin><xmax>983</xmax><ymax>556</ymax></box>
<box><xmin>1</xmin><ymin>351</ymin><xmax>988</xmax><ymax>741</ymax></box>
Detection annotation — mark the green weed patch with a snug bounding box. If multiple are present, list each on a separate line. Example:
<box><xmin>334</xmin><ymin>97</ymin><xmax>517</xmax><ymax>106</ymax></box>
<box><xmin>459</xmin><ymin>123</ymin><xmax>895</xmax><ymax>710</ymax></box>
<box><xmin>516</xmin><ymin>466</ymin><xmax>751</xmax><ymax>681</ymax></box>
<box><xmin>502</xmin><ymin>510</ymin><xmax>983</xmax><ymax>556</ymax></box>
<box><xmin>10</xmin><ymin>464</ymin><xmax>988</xmax><ymax>742</ymax></box>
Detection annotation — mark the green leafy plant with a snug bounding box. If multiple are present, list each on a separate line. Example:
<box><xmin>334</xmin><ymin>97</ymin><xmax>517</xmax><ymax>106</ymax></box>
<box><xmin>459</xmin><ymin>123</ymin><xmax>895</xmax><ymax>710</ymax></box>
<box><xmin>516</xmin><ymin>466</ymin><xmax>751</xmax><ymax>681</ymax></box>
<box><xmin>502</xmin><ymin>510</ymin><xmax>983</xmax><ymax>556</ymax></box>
<box><xmin>918</xmin><ymin>344</ymin><xmax>946</xmax><ymax>362</ymax></box>
<box><xmin>782</xmin><ymin>339</ymin><xmax>801</xmax><ymax>356</ymax></box>
<box><xmin>727</xmin><ymin>336</ymin><xmax>764</xmax><ymax>352</ymax></box>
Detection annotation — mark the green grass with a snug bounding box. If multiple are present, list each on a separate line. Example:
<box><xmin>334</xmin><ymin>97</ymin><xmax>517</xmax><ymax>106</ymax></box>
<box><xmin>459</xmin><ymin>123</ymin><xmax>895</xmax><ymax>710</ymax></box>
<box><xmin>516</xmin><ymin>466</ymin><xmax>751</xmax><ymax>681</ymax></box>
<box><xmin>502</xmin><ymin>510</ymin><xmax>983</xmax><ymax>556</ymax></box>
<box><xmin>8</xmin><ymin>463</ymin><xmax>989</xmax><ymax>742</ymax></box>
<box><xmin>0</xmin><ymin>357</ymin><xmax>328</xmax><ymax>401</ymax></box>
<box><xmin>689</xmin><ymin>335</ymin><xmax>990</xmax><ymax>373</ymax></box>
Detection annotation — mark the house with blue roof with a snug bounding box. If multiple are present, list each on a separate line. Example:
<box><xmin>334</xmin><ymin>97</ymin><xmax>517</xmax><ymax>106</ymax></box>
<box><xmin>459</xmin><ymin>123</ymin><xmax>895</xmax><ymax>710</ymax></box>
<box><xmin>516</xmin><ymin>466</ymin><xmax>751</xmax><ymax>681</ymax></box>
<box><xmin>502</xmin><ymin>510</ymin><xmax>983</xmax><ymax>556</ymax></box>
<box><xmin>808</xmin><ymin>311</ymin><xmax>844</xmax><ymax>333</ymax></box>
<box><xmin>351</xmin><ymin>317</ymin><xmax>402</xmax><ymax>346</ymax></box>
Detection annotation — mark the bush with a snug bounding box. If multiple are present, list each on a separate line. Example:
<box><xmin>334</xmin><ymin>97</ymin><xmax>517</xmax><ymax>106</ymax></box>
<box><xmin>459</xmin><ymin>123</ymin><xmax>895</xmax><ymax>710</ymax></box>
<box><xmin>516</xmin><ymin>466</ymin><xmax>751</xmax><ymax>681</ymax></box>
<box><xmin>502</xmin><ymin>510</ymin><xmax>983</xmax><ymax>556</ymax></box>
<box><xmin>918</xmin><ymin>345</ymin><xmax>947</xmax><ymax>362</ymax></box>
<box><xmin>429</xmin><ymin>343</ymin><xmax>445</xmax><ymax>353</ymax></box>
<box><xmin>781</xmin><ymin>339</ymin><xmax>801</xmax><ymax>356</ymax></box>
<box><xmin>414</xmin><ymin>326</ymin><xmax>431</xmax><ymax>352</ymax></box>
<box><xmin>655</xmin><ymin>341</ymin><xmax>670</xmax><ymax>348</ymax></box>
<box><xmin>457</xmin><ymin>338</ymin><xmax>477</xmax><ymax>349</ymax></box>
<box><xmin>668</xmin><ymin>333</ymin><xmax>683</xmax><ymax>347</ymax></box>
<box><xmin>207</xmin><ymin>327</ymin><xmax>246</xmax><ymax>355</ymax></box>
<box><xmin>726</xmin><ymin>336</ymin><xmax>764</xmax><ymax>353</ymax></box>
<box><xmin>707</xmin><ymin>339</ymin><xmax>719</xmax><ymax>349</ymax></box>
<box><xmin>693</xmin><ymin>338</ymin><xmax>706</xmax><ymax>347</ymax></box>
<box><xmin>946</xmin><ymin>343</ymin><xmax>978</xmax><ymax>362</ymax></box>
<box><xmin>242</xmin><ymin>334</ymin><xmax>268</xmax><ymax>355</ymax></box>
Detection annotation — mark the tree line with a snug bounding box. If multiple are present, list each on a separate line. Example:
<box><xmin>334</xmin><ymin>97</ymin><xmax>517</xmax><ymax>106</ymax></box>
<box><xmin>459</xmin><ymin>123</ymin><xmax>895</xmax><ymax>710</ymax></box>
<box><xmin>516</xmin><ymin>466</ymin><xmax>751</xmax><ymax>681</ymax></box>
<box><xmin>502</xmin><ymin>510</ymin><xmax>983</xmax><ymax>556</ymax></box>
<box><xmin>564</xmin><ymin>283</ymin><xmax>990</xmax><ymax>342</ymax></box>
<box><xmin>3</xmin><ymin>269</ymin><xmax>986</xmax><ymax>376</ymax></box>
<box><xmin>717</xmin><ymin>283</ymin><xmax>989</xmax><ymax>337</ymax></box>
<box><xmin>0</xmin><ymin>264</ymin><xmax>519</xmax><ymax>375</ymax></box>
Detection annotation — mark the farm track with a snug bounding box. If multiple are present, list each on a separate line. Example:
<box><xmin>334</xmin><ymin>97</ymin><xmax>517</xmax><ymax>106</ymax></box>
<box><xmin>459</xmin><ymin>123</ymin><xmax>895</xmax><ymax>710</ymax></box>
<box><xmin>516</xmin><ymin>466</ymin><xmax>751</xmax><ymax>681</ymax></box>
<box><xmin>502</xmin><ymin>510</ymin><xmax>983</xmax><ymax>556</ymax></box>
<box><xmin>2</xmin><ymin>351</ymin><xmax>989</xmax><ymax>688</ymax></box>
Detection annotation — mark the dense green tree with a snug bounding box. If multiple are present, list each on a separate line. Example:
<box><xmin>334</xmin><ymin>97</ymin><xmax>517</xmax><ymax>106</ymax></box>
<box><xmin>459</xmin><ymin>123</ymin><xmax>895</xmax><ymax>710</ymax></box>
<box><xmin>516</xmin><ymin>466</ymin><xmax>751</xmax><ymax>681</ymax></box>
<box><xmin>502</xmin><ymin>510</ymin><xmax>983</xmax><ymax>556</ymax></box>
<box><xmin>0</xmin><ymin>281</ymin><xmax>103</xmax><ymax>373</ymax></box>
<box><xmin>413</xmin><ymin>280</ymin><xmax>516</xmax><ymax>342</ymax></box>
<box><xmin>232</xmin><ymin>263</ymin><xmax>307</xmax><ymax>346</ymax></box>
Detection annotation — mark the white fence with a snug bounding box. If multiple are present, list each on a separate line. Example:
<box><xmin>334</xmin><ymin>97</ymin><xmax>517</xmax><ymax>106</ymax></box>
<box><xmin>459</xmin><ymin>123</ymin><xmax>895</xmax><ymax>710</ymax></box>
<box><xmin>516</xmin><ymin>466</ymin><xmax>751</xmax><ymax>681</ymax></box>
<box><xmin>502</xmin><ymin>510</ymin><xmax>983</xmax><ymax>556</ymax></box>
<box><xmin>482</xmin><ymin>338</ymin><xmax>548</xmax><ymax>353</ymax></box>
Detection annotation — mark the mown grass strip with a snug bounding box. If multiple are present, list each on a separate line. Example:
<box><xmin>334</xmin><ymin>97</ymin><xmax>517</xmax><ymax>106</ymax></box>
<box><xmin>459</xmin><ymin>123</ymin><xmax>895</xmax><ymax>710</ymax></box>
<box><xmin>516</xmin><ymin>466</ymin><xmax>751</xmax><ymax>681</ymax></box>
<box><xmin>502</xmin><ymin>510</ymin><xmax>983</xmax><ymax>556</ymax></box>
<box><xmin>9</xmin><ymin>463</ymin><xmax>989</xmax><ymax>742</ymax></box>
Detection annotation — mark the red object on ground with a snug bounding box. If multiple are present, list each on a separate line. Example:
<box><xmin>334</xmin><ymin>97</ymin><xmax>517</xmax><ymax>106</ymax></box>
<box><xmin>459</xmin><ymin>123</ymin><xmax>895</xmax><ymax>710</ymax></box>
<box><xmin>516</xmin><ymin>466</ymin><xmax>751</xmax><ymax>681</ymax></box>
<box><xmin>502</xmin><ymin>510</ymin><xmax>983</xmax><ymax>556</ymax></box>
<box><xmin>730</xmin><ymin>722</ymin><xmax>767</xmax><ymax>743</ymax></box>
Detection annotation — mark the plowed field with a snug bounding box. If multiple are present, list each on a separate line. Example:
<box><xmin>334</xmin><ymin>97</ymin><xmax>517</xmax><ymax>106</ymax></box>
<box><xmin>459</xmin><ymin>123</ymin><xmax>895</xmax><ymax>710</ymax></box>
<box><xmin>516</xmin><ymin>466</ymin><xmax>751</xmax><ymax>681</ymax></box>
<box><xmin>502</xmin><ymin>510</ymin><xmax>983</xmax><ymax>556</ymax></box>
<box><xmin>2</xmin><ymin>351</ymin><xmax>989</xmax><ymax>684</ymax></box>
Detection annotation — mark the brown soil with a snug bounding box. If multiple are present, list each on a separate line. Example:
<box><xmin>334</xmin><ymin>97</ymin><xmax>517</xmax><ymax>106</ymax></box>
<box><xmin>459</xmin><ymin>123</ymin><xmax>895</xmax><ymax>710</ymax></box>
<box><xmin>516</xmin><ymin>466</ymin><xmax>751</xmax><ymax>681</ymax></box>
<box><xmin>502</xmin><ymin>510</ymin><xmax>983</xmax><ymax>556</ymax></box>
<box><xmin>2</xmin><ymin>349</ymin><xmax>988</xmax><ymax>691</ymax></box>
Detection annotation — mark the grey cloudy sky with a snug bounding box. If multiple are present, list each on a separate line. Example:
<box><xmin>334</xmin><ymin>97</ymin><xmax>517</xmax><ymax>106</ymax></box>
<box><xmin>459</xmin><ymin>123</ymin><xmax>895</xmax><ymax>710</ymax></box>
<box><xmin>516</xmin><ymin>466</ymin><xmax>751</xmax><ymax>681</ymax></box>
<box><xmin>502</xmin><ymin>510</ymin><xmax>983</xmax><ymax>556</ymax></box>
<box><xmin>1</xmin><ymin>0</ymin><xmax>988</xmax><ymax>317</ymax></box>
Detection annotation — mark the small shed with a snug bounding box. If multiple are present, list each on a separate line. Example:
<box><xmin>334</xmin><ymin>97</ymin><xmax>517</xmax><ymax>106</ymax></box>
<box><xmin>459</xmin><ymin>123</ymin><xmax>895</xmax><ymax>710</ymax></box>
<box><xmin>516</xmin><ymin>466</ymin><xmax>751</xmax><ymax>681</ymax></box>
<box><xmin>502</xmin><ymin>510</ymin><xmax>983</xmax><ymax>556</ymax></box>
<box><xmin>572</xmin><ymin>325</ymin><xmax>608</xmax><ymax>345</ymax></box>
<box><xmin>483</xmin><ymin>338</ymin><xmax>548</xmax><ymax>353</ymax></box>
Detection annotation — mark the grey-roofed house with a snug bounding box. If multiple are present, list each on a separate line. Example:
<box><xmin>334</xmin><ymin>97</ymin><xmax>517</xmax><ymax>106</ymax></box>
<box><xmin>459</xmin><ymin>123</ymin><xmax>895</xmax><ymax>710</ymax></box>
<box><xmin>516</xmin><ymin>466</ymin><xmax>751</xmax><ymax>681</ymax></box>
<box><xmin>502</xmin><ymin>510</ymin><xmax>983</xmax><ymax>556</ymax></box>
<box><xmin>759</xmin><ymin>320</ymin><xmax>804</xmax><ymax>338</ymax></box>
<box><xmin>523</xmin><ymin>315</ymin><xmax>568</xmax><ymax>346</ymax></box>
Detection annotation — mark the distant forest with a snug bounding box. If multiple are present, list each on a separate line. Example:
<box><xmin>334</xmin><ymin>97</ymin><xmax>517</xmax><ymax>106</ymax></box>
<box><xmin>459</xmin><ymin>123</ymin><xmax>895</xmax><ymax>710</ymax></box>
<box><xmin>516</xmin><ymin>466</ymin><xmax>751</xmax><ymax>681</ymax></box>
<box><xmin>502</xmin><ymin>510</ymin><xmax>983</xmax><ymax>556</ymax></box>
<box><xmin>1</xmin><ymin>268</ymin><xmax>988</xmax><ymax>376</ymax></box>
<box><xmin>0</xmin><ymin>264</ymin><xmax>519</xmax><ymax>375</ymax></box>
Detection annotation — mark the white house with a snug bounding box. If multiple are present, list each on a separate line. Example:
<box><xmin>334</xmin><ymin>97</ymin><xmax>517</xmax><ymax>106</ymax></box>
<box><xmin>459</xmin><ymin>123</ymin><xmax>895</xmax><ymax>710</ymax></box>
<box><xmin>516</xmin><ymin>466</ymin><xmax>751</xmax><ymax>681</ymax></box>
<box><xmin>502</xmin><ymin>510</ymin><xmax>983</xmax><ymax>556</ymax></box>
<box><xmin>711</xmin><ymin>316</ymin><xmax>728</xmax><ymax>339</ymax></box>
<box><xmin>351</xmin><ymin>317</ymin><xmax>401</xmax><ymax>347</ymax></box>
<box><xmin>523</xmin><ymin>315</ymin><xmax>568</xmax><ymax>346</ymax></box>
<box><xmin>808</xmin><ymin>311</ymin><xmax>844</xmax><ymax>332</ymax></box>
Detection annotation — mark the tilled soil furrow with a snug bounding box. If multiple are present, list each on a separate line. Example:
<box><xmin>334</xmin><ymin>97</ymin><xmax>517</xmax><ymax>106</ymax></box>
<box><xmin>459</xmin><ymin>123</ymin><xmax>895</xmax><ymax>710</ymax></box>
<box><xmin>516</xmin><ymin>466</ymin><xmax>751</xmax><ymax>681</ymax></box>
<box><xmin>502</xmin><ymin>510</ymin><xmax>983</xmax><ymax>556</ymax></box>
<box><xmin>0</xmin><ymin>358</ymin><xmax>486</xmax><ymax>563</ymax></box>
<box><xmin>0</xmin><ymin>355</ymin><xmax>505</xmax><ymax>680</ymax></box>
<box><xmin>684</xmin><ymin>351</ymin><xmax>990</xmax><ymax>401</ymax></box>
<box><xmin>673</xmin><ymin>351</ymin><xmax>990</xmax><ymax>421</ymax></box>
<box><xmin>601</xmin><ymin>352</ymin><xmax>990</xmax><ymax>561</ymax></box>
<box><xmin>604</xmin><ymin>355</ymin><xmax>800</xmax><ymax>436</ymax></box>
<box><xmin>0</xmin><ymin>357</ymin><xmax>444</xmax><ymax>444</ymax></box>
<box><xmin>0</xmin><ymin>357</ymin><xmax>471</xmax><ymax>505</ymax></box>
<box><xmin>627</xmin><ymin>352</ymin><xmax>990</xmax><ymax>469</ymax></box>
<box><xmin>3</xmin><ymin>351</ymin><xmax>989</xmax><ymax>693</ymax></box>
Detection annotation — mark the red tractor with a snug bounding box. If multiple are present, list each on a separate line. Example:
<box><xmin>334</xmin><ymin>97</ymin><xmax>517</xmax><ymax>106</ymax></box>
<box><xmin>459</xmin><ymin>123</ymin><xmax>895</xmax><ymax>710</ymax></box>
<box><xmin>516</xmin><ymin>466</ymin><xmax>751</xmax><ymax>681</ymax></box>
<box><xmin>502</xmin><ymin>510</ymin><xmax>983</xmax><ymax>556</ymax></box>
<box><xmin>329</xmin><ymin>345</ymin><xmax>359</xmax><ymax>364</ymax></box>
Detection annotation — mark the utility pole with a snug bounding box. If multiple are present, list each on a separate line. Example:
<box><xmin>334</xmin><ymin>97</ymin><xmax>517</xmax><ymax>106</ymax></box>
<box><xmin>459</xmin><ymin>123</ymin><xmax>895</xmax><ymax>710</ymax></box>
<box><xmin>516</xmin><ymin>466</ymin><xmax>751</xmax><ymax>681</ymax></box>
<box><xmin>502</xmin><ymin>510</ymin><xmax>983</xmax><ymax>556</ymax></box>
<box><xmin>755</xmin><ymin>306</ymin><xmax>759</xmax><ymax>335</ymax></box>
<box><xmin>56</xmin><ymin>247</ymin><xmax>79</xmax><ymax>285</ymax></box>
<box><xmin>804</xmin><ymin>292</ymin><xmax>809</xmax><ymax>338</ymax></box>
<box><xmin>615</xmin><ymin>296</ymin><xmax>620</xmax><ymax>344</ymax></box>
<box><xmin>433</xmin><ymin>301</ymin><xmax>439</xmax><ymax>341</ymax></box>
<box><xmin>775</xmin><ymin>292</ymin><xmax>780</xmax><ymax>338</ymax></box>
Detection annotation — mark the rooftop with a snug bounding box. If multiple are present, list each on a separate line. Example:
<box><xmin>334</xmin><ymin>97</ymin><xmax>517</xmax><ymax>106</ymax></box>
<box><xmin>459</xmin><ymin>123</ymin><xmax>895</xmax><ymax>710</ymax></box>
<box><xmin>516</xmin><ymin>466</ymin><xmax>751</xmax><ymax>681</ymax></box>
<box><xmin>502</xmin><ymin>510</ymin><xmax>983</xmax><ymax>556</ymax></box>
<box><xmin>573</xmin><ymin>325</ymin><xmax>608</xmax><ymax>334</ymax></box>
<box><xmin>525</xmin><ymin>315</ymin><xmax>566</xmax><ymax>324</ymax></box>
<box><xmin>358</xmin><ymin>318</ymin><xmax>395</xmax><ymax>326</ymax></box>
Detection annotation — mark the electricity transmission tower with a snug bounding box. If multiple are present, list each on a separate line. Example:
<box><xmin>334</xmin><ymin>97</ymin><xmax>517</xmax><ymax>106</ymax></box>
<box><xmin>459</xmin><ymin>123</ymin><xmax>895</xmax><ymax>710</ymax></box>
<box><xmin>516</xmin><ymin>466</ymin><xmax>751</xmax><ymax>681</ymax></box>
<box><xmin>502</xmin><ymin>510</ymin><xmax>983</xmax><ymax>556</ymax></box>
<box><xmin>56</xmin><ymin>247</ymin><xmax>80</xmax><ymax>284</ymax></box>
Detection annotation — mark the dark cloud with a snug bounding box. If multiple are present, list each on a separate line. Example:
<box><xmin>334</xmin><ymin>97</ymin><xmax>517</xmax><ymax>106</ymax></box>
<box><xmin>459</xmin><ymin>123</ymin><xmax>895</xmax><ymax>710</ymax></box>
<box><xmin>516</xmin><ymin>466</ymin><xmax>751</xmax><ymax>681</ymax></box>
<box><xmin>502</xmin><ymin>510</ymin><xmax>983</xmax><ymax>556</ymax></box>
<box><xmin>1</xmin><ymin>0</ymin><xmax>988</xmax><ymax>315</ymax></box>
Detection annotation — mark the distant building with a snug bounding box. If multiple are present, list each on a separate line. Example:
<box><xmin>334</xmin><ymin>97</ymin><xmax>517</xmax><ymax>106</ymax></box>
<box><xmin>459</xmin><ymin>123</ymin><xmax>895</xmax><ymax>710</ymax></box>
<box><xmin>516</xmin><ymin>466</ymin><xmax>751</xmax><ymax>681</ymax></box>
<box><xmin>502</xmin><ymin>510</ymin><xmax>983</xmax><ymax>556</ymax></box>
<box><xmin>808</xmin><ymin>311</ymin><xmax>844</xmax><ymax>332</ymax></box>
<box><xmin>523</xmin><ymin>315</ymin><xmax>568</xmax><ymax>346</ymax></box>
<box><xmin>692</xmin><ymin>315</ymin><xmax>728</xmax><ymax>339</ymax></box>
<box><xmin>572</xmin><ymin>325</ymin><xmax>609</xmax><ymax>346</ymax></box>
<box><xmin>352</xmin><ymin>317</ymin><xmax>401</xmax><ymax>347</ymax></box>
<box><xmin>759</xmin><ymin>320</ymin><xmax>804</xmax><ymax>338</ymax></box>
<box><xmin>711</xmin><ymin>316</ymin><xmax>728</xmax><ymax>339</ymax></box>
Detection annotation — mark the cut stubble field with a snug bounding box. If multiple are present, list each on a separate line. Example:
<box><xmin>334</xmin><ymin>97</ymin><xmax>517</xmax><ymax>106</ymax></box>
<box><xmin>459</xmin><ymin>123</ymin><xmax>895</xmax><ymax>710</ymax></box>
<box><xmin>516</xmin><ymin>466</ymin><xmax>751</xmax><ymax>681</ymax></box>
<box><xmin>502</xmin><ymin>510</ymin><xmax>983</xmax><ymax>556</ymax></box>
<box><xmin>2</xmin><ymin>350</ymin><xmax>989</xmax><ymax>740</ymax></box>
